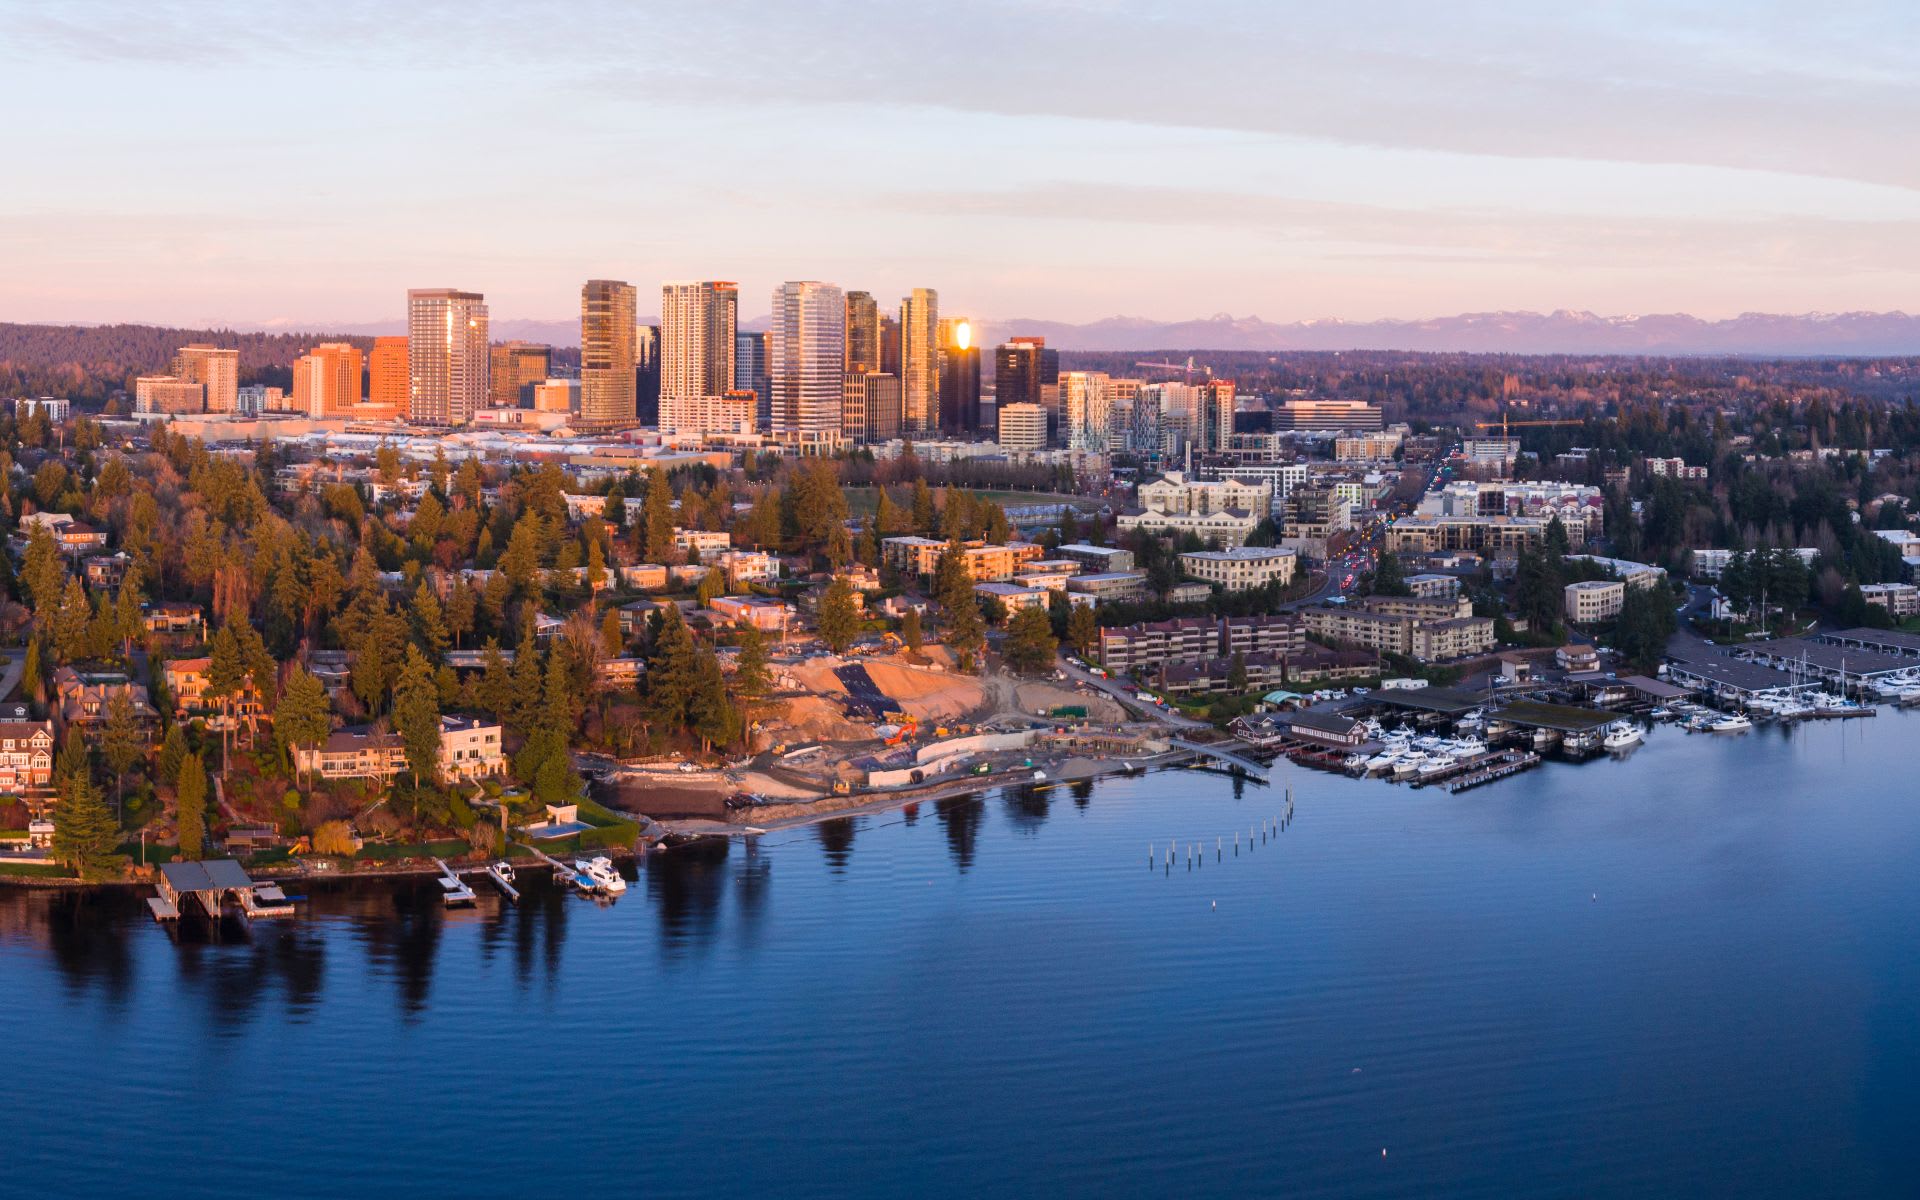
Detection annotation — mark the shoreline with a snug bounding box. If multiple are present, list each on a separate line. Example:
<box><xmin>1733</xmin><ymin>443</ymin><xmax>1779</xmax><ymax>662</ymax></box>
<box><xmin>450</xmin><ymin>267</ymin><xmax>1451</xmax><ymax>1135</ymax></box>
<box><xmin>0</xmin><ymin>751</ymin><xmax>1207</xmax><ymax>891</ymax></box>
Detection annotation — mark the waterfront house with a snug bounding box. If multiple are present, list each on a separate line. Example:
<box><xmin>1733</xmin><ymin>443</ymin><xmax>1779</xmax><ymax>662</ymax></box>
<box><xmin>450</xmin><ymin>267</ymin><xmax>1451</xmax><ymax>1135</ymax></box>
<box><xmin>0</xmin><ymin>719</ymin><xmax>56</xmax><ymax>794</ymax></box>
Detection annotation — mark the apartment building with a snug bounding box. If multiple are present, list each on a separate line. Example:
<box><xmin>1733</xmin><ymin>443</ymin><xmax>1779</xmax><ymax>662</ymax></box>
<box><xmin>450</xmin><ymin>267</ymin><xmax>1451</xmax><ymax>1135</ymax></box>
<box><xmin>1179</xmin><ymin>547</ymin><xmax>1298</xmax><ymax>591</ymax></box>
<box><xmin>879</xmin><ymin>538</ymin><xmax>1043</xmax><ymax>582</ymax></box>
<box><xmin>1300</xmin><ymin>598</ymin><xmax>1494</xmax><ymax>662</ymax></box>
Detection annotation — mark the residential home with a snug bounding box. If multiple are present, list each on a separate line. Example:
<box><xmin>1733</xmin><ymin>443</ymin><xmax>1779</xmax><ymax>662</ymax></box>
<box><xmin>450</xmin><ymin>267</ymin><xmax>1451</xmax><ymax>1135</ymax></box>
<box><xmin>710</xmin><ymin>594</ymin><xmax>795</xmax><ymax>634</ymax></box>
<box><xmin>84</xmin><ymin>552</ymin><xmax>132</xmax><ymax>590</ymax></box>
<box><xmin>142</xmin><ymin>602</ymin><xmax>206</xmax><ymax>638</ymax></box>
<box><xmin>0</xmin><ymin>719</ymin><xmax>56</xmax><ymax>794</ymax></box>
<box><xmin>163</xmin><ymin>656</ymin><xmax>262</xmax><ymax>727</ymax></box>
<box><xmin>52</xmin><ymin>666</ymin><xmax>158</xmax><ymax>730</ymax></box>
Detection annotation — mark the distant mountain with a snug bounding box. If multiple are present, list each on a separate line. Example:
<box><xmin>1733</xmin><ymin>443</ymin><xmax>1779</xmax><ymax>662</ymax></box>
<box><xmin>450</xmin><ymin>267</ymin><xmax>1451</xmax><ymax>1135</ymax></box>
<box><xmin>970</xmin><ymin>311</ymin><xmax>1920</xmax><ymax>356</ymax></box>
<box><xmin>27</xmin><ymin>309</ymin><xmax>1920</xmax><ymax>359</ymax></box>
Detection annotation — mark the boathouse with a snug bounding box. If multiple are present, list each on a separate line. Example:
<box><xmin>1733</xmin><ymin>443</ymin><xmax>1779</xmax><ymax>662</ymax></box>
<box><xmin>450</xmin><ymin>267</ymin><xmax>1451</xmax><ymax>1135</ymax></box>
<box><xmin>151</xmin><ymin>859</ymin><xmax>293</xmax><ymax>921</ymax></box>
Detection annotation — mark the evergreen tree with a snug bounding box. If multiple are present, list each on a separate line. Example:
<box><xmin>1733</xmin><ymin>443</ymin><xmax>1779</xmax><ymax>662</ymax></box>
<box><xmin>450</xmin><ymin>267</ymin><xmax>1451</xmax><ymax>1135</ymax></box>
<box><xmin>392</xmin><ymin>645</ymin><xmax>443</xmax><ymax>788</ymax></box>
<box><xmin>1003</xmin><ymin>605</ymin><xmax>1059</xmax><ymax>676</ymax></box>
<box><xmin>817</xmin><ymin>576</ymin><xmax>860</xmax><ymax>654</ymax></box>
<box><xmin>278</xmin><ymin>668</ymin><xmax>333</xmax><ymax>795</ymax></box>
<box><xmin>157</xmin><ymin>724</ymin><xmax>189</xmax><ymax>786</ymax></box>
<box><xmin>688</xmin><ymin>646</ymin><xmax>738</xmax><ymax>752</ymax></box>
<box><xmin>53</xmin><ymin>575</ymin><xmax>91</xmax><ymax>663</ymax></box>
<box><xmin>410</xmin><ymin>581</ymin><xmax>450</xmax><ymax>659</ymax></box>
<box><xmin>205</xmin><ymin>624</ymin><xmax>246</xmax><ymax>775</ymax></box>
<box><xmin>642</xmin><ymin>466</ymin><xmax>675</xmax><ymax>563</ymax></box>
<box><xmin>476</xmin><ymin>638</ymin><xmax>512</xmax><ymax>719</ymax></box>
<box><xmin>1066</xmin><ymin>603</ymin><xmax>1099</xmax><ymax>657</ymax></box>
<box><xmin>1370</xmin><ymin>550</ymin><xmax>1411</xmax><ymax>596</ymax></box>
<box><xmin>601</xmin><ymin>609</ymin><xmax>625</xmax><ymax>657</ymax></box>
<box><xmin>54</xmin><ymin>773</ymin><xmax>124</xmax><ymax>882</ymax></box>
<box><xmin>733</xmin><ymin>624</ymin><xmax>772</xmax><ymax>722</ymax></box>
<box><xmin>696</xmin><ymin>567</ymin><xmax>727</xmax><ymax>608</ymax></box>
<box><xmin>445</xmin><ymin>577</ymin><xmax>477</xmax><ymax>648</ymax></box>
<box><xmin>100</xmin><ymin>688</ymin><xmax>146</xmax><ymax>818</ymax></box>
<box><xmin>643</xmin><ymin>605</ymin><xmax>697</xmax><ymax>737</ymax></box>
<box><xmin>175</xmin><ymin>753</ymin><xmax>207</xmax><ymax>861</ymax></box>
<box><xmin>901</xmin><ymin>607</ymin><xmax>924</xmax><ymax>654</ymax></box>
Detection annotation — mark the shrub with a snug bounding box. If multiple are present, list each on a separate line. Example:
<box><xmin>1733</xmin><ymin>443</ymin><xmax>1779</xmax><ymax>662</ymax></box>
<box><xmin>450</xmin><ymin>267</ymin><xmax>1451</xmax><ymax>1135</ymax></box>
<box><xmin>312</xmin><ymin>820</ymin><xmax>356</xmax><ymax>856</ymax></box>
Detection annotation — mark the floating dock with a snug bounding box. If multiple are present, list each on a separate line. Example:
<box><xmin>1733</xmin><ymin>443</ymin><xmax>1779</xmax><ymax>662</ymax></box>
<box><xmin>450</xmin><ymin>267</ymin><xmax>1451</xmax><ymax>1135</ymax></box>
<box><xmin>432</xmin><ymin>858</ymin><xmax>477</xmax><ymax>907</ymax></box>
<box><xmin>1444</xmin><ymin>750</ymin><xmax>1543</xmax><ymax>793</ymax></box>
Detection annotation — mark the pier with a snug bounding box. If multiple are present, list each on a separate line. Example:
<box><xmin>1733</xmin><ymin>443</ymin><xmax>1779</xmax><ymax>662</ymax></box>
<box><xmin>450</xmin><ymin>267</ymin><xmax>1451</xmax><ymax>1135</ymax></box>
<box><xmin>432</xmin><ymin>858</ymin><xmax>477</xmax><ymax>907</ymax></box>
<box><xmin>1168</xmin><ymin>738</ymin><xmax>1270</xmax><ymax>781</ymax></box>
<box><xmin>1443</xmin><ymin>750</ymin><xmax>1543</xmax><ymax>793</ymax></box>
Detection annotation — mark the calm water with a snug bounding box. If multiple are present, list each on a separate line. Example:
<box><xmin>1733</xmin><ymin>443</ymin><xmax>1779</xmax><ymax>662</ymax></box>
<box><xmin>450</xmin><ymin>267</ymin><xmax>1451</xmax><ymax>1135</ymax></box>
<box><xmin>5</xmin><ymin>714</ymin><xmax>1920</xmax><ymax>1199</ymax></box>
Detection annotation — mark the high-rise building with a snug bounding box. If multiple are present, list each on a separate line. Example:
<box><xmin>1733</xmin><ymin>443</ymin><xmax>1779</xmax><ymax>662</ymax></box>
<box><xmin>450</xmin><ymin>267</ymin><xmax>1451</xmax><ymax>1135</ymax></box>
<box><xmin>634</xmin><ymin>325</ymin><xmax>661</xmax><ymax>425</ymax></box>
<box><xmin>1201</xmin><ymin>380</ymin><xmax>1238</xmax><ymax>451</ymax></box>
<box><xmin>997</xmin><ymin>402</ymin><xmax>1047</xmax><ymax>451</ymax></box>
<box><xmin>899</xmin><ymin>288</ymin><xmax>938</xmax><ymax>435</ymax></box>
<box><xmin>407</xmin><ymin>288</ymin><xmax>489</xmax><ymax>426</ymax></box>
<box><xmin>171</xmin><ymin>344</ymin><xmax>239</xmax><ymax>413</ymax></box>
<box><xmin>936</xmin><ymin>317</ymin><xmax>982</xmax><ymax>436</ymax></box>
<box><xmin>660</xmin><ymin>281</ymin><xmax>738</xmax><ymax>434</ymax></box>
<box><xmin>489</xmin><ymin>341</ymin><xmax>550</xmax><ymax>409</ymax></box>
<box><xmin>368</xmin><ymin>336</ymin><xmax>409</xmax><ymax>410</ymax></box>
<box><xmin>1059</xmin><ymin>371</ymin><xmax>1112</xmax><ymax>453</ymax></box>
<box><xmin>768</xmin><ymin>281</ymin><xmax>845</xmax><ymax>437</ymax></box>
<box><xmin>291</xmin><ymin>342</ymin><xmax>364</xmax><ymax>416</ymax></box>
<box><xmin>844</xmin><ymin>291</ymin><xmax>880</xmax><ymax>373</ymax></box>
<box><xmin>579</xmin><ymin>279</ymin><xmax>638</xmax><ymax>427</ymax></box>
<box><xmin>734</xmin><ymin>331</ymin><xmax>770</xmax><ymax>428</ymax></box>
<box><xmin>842</xmin><ymin>371</ymin><xmax>902</xmax><ymax>444</ymax></box>
<box><xmin>879</xmin><ymin>314</ymin><xmax>902</xmax><ymax>375</ymax></box>
<box><xmin>995</xmin><ymin>336</ymin><xmax>1062</xmax><ymax>441</ymax></box>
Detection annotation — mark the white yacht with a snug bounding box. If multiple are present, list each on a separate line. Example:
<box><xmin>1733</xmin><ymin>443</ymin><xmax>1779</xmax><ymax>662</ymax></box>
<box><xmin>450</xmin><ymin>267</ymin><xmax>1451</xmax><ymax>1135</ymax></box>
<box><xmin>1392</xmin><ymin>753</ymin><xmax>1426</xmax><ymax>777</ymax></box>
<box><xmin>1708</xmin><ymin>713</ymin><xmax>1752</xmax><ymax>733</ymax></box>
<box><xmin>1602</xmin><ymin>723</ymin><xmax>1643</xmax><ymax>751</ymax></box>
<box><xmin>577</xmin><ymin>857</ymin><xmax>628</xmax><ymax>895</ymax></box>
<box><xmin>1417</xmin><ymin>755</ymin><xmax>1457</xmax><ymax>779</ymax></box>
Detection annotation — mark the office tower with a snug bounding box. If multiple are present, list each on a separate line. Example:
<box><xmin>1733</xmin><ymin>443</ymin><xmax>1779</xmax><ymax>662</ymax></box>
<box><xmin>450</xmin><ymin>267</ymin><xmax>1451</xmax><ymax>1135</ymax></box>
<box><xmin>878</xmin><ymin>314</ymin><xmax>901</xmax><ymax>375</ymax></box>
<box><xmin>368</xmin><ymin>336</ymin><xmax>409</xmax><ymax>409</ymax></box>
<box><xmin>936</xmin><ymin>317</ymin><xmax>982</xmax><ymax>436</ymax></box>
<box><xmin>134</xmin><ymin>375</ymin><xmax>205</xmax><ymax>415</ymax></box>
<box><xmin>532</xmin><ymin>379</ymin><xmax>580</xmax><ymax>414</ymax></box>
<box><xmin>291</xmin><ymin>342</ymin><xmax>364</xmax><ymax>416</ymax></box>
<box><xmin>1201</xmin><ymin>380</ymin><xmax>1238</xmax><ymax>451</ymax></box>
<box><xmin>899</xmin><ymin>288</ymin><xmax>938</xmax><ymax>435</ymax></box>
<box><xmin>842</xmin><ymin>371</ymin><xmax>901</xmax><ymax>444</ymax></box>
<box><xmin>1107</xmin><ymin>378</ymin><xmax>1143</xmax><ymax>450</ymax></box>
<box><xmin>844</xmin><ymin>291</ymin><xmax>880</xmax><ymax>373</ymax></box>
<box><xmin>1059</xmin><ymin>371</ymin><xmax>1112</xmax><ymax>453</ymax></box>
<box><xmin>634</xmin><ymin>325</ymin><xmax>661</xmax><ymax>425</ymax></box>
<box><xmin>997</xmin><ymin>402</ymin><xmax>1047</xmax><ymax>451</ymax></box>
<box><xmin>171</xmin><ymin>344</ymin><xmax>239</xmax><ymax>413</ymax></box>
<box><xmin>994</xmin><ymin>339</ymin><xmax>1041</xmax><ymax>412</ymax></box>
<box><xmin>660</xmin><ymin>281</ymin><xmax>738</xmax><ymax>433</ymax></box>
<box><xmin>489</xmin><ymin>341</ymin><xmax>550</xmax><ymax>409</ymax></box>
<box><xmin>406</xmin><ymin>288</ymin><xmax>489</xmax><ymax>426</ymax></box>
<box><xmin>579</xmin><ymin>279</ymin><xmax>638</xmax><ymax>427</ymax></box>
<box><xmin>734</xmin><ymin>331</ymin><xmax>770</xmax><ymax>428</ymax></box>
<box><xmin>767</xmin><ymin>281</ymin><xmax>845</xmax><ymax>437</ymax></box>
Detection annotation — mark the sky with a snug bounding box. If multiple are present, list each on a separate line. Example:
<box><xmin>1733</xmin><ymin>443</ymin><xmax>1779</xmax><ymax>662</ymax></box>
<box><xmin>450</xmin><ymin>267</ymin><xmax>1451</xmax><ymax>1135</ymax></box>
<box><xmin>2</xmin><ymin>0</ymin><xmax>1916</xmax><ymax>329</ymax></box>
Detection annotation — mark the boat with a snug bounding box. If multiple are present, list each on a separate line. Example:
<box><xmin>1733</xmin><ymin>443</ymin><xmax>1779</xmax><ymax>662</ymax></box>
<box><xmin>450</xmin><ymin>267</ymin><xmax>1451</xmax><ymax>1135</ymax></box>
<box><xmin>1708</xmin><ymin>714</ymin><xmax>1752</xmax><ymax>732</ymax></box>
<box><xmin>492</xmin><ymin>861</ymin><xmax>516</xmax><ymax>884</ymax></box>
<box><xmin>1391</xmin><ymin>753</ymin><xmax>1426</xmax><ymax>778</ymax></box>
<box><xmin>1416</xmin><ymin>755</ymin><xmax>1456</xmax><ymax>779</ymax></box>
<box><xmin>1366</xmin><ymin>749</ymin><xmax>1403</xmax><ymax>773</ymax></box>
<box><xmin>1602</xmin><ymin>723</ymin><xmax>1643</xmax><ymax>751</ymax></box>
<box><xmin>580</xmin><ymin>856</ymin><xmax>627</xmax><ymax>895</ymax></box>
<box><xmin>1031</xmin><ymin>769</ymin><xmax>1048</xmax><ymax>783</ymax></box>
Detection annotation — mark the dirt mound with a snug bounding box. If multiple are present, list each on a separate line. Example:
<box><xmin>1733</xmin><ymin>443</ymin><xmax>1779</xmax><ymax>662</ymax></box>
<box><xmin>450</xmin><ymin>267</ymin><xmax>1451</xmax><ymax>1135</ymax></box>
<box><xmin>788</xmin><ymin>658</ymin><xmax>986</xmax><ymax>722</ymax></box>
<box><xmin>1015</xmin><ymin>681</ymin><xmax>1124</xmax><ymax>721</ymax></box>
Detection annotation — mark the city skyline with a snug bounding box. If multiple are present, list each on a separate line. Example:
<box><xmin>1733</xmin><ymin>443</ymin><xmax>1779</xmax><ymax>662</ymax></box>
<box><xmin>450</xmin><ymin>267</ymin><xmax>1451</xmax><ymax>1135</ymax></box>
<box><xmin>4</xmin><ymin>3</ymin><xmax>1916</xmax><ymax>327</ymax></box>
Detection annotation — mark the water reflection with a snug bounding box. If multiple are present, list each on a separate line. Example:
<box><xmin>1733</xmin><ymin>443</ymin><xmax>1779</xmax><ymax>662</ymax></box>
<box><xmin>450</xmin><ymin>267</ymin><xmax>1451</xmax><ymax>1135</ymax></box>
<box><xmin>934</xmin><ymin>794</ymin><xmax>983</xmax><ymax>872</ymax></box>
<box><xmin>1002</xmin><ymin>784</ymin><xmax>1052</xmax><ymax>834</ymax></box>
<box><xmin>643</xmin><ymin>837</ymin><xmax>732</xmax><ymax>956</ymax></box>
<box><xmin>1069</xmin><ymin>779</ymin><xmax>1095</xmax><ymax>809</ymax></box>
<box><xmin>815</xmin><ymin>817</ymin><xmax>857</xmax><ymax>873</ymax></box>
<box><xmin>350</xmin><ymin>880</ymin><xmax>444</xmax><ymax>1018</ymax></box>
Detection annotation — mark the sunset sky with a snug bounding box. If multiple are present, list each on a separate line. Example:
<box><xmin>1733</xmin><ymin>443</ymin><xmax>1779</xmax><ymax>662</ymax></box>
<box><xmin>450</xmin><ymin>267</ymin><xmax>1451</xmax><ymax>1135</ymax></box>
<box><xmin>4</xmin><ymin>0</ymin><xmax>1915</xmax><ymax>327</ymax></box>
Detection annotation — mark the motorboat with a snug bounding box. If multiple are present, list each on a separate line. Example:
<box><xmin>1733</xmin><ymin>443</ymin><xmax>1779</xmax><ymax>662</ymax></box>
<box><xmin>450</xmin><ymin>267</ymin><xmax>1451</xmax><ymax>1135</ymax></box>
<box><xmin>575</xmin><ymin>857</ymin><xmax>628</xmax><ymax>895</ymax></box>
<box><xmin>492</xmin><ymin>861</ymin><xmax>516</xmax><ymax>884</ymax></box>
<box><xmin>1708</xmin><ymin>714</ymin><xmax>1752</xmax><ymax>732</ymax></box>
<box><xmin>1366</xmin><ymin>749</ymin><xmax>1404</xmax><ymax>773</ymax></box>
<box><xmin>1602</xmin><ymin>723</ymin><xmax>1643</xmax><ymax>751</ymax></box>
<box><xmin>1416</xmin><ymin>755</ymin><xmax>1457</xmax><ymax>779</ymax></box>
<box><xmin>1392</xmin><ymin>753</ymin><xmax>1426</xmax><ymax>777</ymax></box>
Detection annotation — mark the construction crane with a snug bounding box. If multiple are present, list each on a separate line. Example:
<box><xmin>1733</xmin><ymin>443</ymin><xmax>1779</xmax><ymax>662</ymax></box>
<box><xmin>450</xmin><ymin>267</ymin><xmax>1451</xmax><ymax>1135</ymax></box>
<box><xmin>1471</xmin><ymin>413</ymin><xmax>1586</xmax><ymax>438</ymax></box>
<box><xmin>1133</xmin><ymin>355</ymin><xmax>1212</xmax><ymax>378</ymax></box>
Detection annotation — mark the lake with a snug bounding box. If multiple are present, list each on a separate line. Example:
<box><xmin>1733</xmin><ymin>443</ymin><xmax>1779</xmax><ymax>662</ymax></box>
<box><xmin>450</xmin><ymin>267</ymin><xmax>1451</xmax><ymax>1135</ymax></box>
<box><xmin>4</xmin><ymin>712</ymin><xmax>1918</xmax><ymax>1198</ymax></box>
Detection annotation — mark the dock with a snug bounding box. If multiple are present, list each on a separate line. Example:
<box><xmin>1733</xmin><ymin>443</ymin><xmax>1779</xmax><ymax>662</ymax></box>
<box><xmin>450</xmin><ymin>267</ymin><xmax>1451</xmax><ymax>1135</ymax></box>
<box><xmin>484</xmin><ymin>862</ymin><xmax>520</xmax><ymax>901</ymax></box>
<box><xmin>152</xmin><ymin>859</ymin><xmax>296</xmax><ymax>921</ymax></box>
<box><xmin>1168</xmin><ymin>738</ymin><xmax>1271</xmax><ymax>781</ymax></box>
<box><xmin>432</xmin><ymin>858</ymin><xmax>477</xmax><ymax>907</ymax></box>
<box><xmin>1443</xmin><ymin>750</ymin><xmax>1543</xmax><ymax>793</ymax></box>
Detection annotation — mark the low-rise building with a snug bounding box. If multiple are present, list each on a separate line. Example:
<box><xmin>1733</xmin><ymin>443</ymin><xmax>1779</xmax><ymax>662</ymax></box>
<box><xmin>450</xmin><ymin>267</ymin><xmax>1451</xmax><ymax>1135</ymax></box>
<box><xmin>52</xmin><ymin>667</ymin><xmax>158</xmax><ymax>730</ymax></box>
<box><xmin>1861</xmin><ymin>582</ymin><xmax>1920</xmax><ymax>618</ymax></box>
<box><xmin>974</xmin><ymin>581</ymin><xmax>1049</xmax><ymax>614</ymax></box>
<box><xmin>1065</xmin><ymin>571</ymin><xmax>1149</xmax><ymax>603</ymax></box>
<box><xmin>674</xmin><ymin>528</ymin><xmax>732</xmax><ymax>556</ymax></box>
<box><xmin>1055</xmin><ymin>544</ymin><xmax>1135</xmax><ymax>573</ymax></box>
<box><xmin>163</xmin><ymin>657</ymin><xmax>263</xmax><ymax>728</ymax></box>
<box><xmin>1179</xmin><ymin>546</ymin><xmax>1298</xmax><ymax>592</ymax></box>
<box><xmin>1564</xmin><ymin>579</ymin><xmax>1627</xmax><ymax>624</ymax></box>
<box><xmin>1405</xmin><ymin>573</ymin><xmax>1461</xmax><ymax>599</ymax></box>
<box><xmin>1300</xmin><ymin>597</ymin><xmax>1494</xmax><ymax>662</ymax></box>
<box><xmin>714</xmin><ymin>549</ymin><xmax>778</xmax><ymax>587</ymax></box>
<box><xmin>296</xmin><ymin>715</ymin><xmax>503</xmax><ymax>782</ymax></box>
<box><xmin>710</xmin><ymin>594</ymin><xmax>795</xmax><ymax>634</ymax></box>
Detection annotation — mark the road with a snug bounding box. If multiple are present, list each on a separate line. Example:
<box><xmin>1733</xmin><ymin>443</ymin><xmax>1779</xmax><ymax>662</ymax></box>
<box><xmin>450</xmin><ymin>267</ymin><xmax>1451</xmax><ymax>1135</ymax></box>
<box><xmin>1055</xmin><ymin>654</ymin><xmax>1212</xmax><ymax>731</ymax></box>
